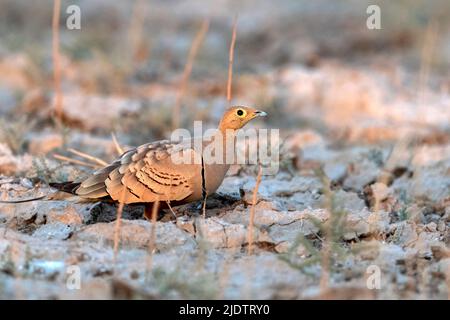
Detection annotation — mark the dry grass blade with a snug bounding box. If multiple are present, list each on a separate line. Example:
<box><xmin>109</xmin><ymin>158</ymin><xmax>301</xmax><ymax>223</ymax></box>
<box><xmin>146</xmin><ymin>201</ymin><xmax>160</xmax><ymax>282</ymax></box>
<box><xmin>418</xmin><ymin>20</ymin><xmax>438</xmax><ymax>105</ymax></box>
<box><xmin>128</xmin><ymin>0</ymin><xmax>149</xmax><ymax>68</ymax></box>
<box><xmin>202</xmin><ymin>192</ymin><xmax>208</xmax><ymax>219</ymax></box>
<box><xmin>53</xmin><ymin>154</ymin><xmax>99</xmax><ymax>168</ymax></box>
<box><xmin>166</xmin><ymin>200</ymin><xmax>177</xmax><ymax>220</ymax></box>
<box><xmin>113</xmin><ymin>188</ymin><xmax>126</xmax><ymax>267</ymax></box>
<box><xmin>111</xmin><ymin>132</ymin><xmax>125</xmax><ymax>155</ymax></box>
<box><xmin>227</xmin><ymin>17</ymin><xmax>238</xmax><ymax>104</ymax></box>
<box><xmin>172</xmin><ymin>19</ymin><xmax>210</xmax><ymax>129</ymax></box>
<box><xmin>247</xmin><ymin>165</ymin><xmax>262</xmax><ymax>255</ymax></box>
<box><xmin>67</xmin><ymin>148</ymin><xmax>108</xmax><ymax>166</ymax></box>
<box><xmin>52</xmin><ymin>0</ymin><xmax>63</xmax><ymax>122</ymax></box>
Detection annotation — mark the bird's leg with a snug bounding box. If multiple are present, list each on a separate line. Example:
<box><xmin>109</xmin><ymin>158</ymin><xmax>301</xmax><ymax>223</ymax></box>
<box><xmin>144</xmin><ymin>203</ymin><xmax>153</xmax><ymax>220</ymax></box>
<box><xmin>200</xmin><ymin>155</ymin><xmax>208</xmax><ymax>218</ymax></box>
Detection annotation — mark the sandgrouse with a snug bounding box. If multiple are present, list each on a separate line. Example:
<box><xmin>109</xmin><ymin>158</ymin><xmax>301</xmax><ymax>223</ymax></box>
<box><xmin>50</xmin><ymin>106</ymin><xmax>267</xmax><ymax>215</ymax></box>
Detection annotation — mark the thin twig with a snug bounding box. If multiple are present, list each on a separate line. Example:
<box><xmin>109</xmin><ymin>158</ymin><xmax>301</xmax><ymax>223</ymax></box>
<box><xmin>111</xmin><ymin>132</ymin><xmax>124</xmax><ymax>155</ymax></box>
<box><xmin>113</xmin><ymin>188</ymin><xmax>126</xmax><ymax>267</ymax></box>
<box><xmin>418</xmin><ymin>20</ymin><xmax>438</xmax><ymax>106</ymax></box>
<box><xmin>146</xmin><ymin>201</ymin><xmax>160</xmax><ymax>281</ymax></box>
<box><xmin>67</xmin><ymin>148</ymin><xmax>108</xmax><ymax>166</ymax></box>
<box><xmin>128</xmin><ymin>0</ymin><xmax>148</xmax><ymax>69</ymax></box>
<box><xmin>166</xmin><ymin>200</ymin><xmax>177</xmax><ymax>220</ymax></box>
<box><xmin>202</xmin><ymin>191</ymin><xmax>208</xmax><ymax>219</ymax></box>
<box><xmin>247</xmin><ymin>165</ymin><xmax>262</xmax><ymax>255</ymax></box>
<box><xmin>53</xmin><ymin>154</ymin><xmax>99</xmax><ymax>168</ymax></box>
<box><xmin>52</xmin><ymin>0</ymin><xmax>63</xmax><ymax>122</ymax></box>
<box><xmin>172</xmin><ymin>19</ymin><xmax>210</xmax><ymax>129</ymax></box>
<box><xmin>227</xmin><ymin>17</ymin><xmax>238</xmax><ymax>104</ymax></box>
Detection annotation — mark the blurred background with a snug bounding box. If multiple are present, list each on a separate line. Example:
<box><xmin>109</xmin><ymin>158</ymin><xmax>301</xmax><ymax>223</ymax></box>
<box><xmin>0</xmin><ymin>0</ymin><xmax>449</xmax><ymax>299</ymax></box>
<box><xmin>0</xmin><ymin>0</ymin><xmax>449</xmax><ymax>149</ymax></box>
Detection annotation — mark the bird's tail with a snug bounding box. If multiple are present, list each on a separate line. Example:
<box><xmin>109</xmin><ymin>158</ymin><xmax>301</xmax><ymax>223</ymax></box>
<box><xmin>0</xmin><ymin>195</ymin><xmax>47</xmax><ymax>203</ymax></box>
<box><xmin>0</xmin><ymin>181</ymin><xmax>82</xmax><ymax>203</ymax></box>
<box><xmin>49</xmin><ymin>181</ymin><xmax>81</xmax><ymax>194</ymax></box>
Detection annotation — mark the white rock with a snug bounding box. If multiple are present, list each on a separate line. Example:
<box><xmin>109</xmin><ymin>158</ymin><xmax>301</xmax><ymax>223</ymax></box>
<box><xmin>73</xmin><ymin>220</ymin><xmax>191</xmax><ymax>251</ymax></box>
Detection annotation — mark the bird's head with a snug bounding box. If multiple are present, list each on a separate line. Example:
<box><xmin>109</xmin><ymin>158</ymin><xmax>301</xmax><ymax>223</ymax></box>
<box><xmin>218</xmin><ymin>106</ymin><xmax>267</xmax><ymax>131</ymax></box>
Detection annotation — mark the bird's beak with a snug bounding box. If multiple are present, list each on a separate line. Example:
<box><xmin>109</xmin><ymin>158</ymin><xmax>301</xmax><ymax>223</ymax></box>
<box><xmin>254</xmin><ymin>110</ymin><xmax>267</xmax><ymax>117</ymax></box>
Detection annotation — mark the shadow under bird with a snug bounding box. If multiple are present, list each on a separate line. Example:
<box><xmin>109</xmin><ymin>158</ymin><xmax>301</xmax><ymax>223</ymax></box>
<box><xmin>1</xmin><ymin>106</ymin><xmax>267</xmax><ymax>218</ymax></box>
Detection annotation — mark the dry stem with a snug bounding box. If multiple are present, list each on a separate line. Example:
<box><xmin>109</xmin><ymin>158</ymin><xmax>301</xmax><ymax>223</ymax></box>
<box><xmin>113</xmin><ymin>188</ymin><xmax>126</xmax><ymax>267</ymax></box>
<box><xmin>53</xmin><ymin>154</ymin><xmax>99</xmax><ymax>168</ymax></box>
<box><xmin>128</xmin><ymin>0</ymin><xmax>149</xmax><ymax>69</ymax></box>
<box><xmin>146</xmin><ymin>201</ymin><xmax>160</xmax><ymax>281</ymax></box>
<box><xmin>418</xmin><ymin>20</ymin><xmax>438</xmax><ymax>105</ymax></box>
<box><xmin>67</xmin><ymin>148</ymin><xmax>108</xmax><ymax>166</ymax></box>
<box><xmin>202</xmin><ymin>191</ymin><xmax>208</xmax><ymax>219</ymax></box>
<box><xmin>247</xmin><ymin>165</ymin><xmax>262</xmax><ymax>255</ymax></box>
<box><xmin>172</xmin><ymin>19</ymin><xmax>210</xmax><ymax>129</ymax></box>
<box><xmin>166</xmin><ymin>200</ymin><xmax>178</xmax><ymax>220</ymax></box>
<box><xmin>52</xmin><ymin>0</ymin><xmax>63</xmax><ymax>122</ymax></box>
<box><xmin>111</xmin><ymin>132</ymin><xmax>124</xmax><ymax>155</ymax></box>
<box><xmin>227</xmin><ymin>17</ymin><xmax>238</xmax><ymax>104</ymax></box>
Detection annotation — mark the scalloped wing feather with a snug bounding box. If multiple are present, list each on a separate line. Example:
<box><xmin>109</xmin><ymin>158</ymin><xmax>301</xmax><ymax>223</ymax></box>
<box><xmin>76</xmin><ymin>140</ymin><xmax>200</xmax><ymax>204</ymax></box>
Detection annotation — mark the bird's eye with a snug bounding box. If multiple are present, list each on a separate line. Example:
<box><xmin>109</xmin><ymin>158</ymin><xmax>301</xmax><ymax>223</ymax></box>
<box><xmin>236</xmin><ymin>109</ymin><xmax>246</xmax><ymax>117</ymax></box>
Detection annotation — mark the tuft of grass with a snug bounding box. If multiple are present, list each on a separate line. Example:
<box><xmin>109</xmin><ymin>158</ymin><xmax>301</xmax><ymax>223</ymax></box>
<box><xmin>366</xmin><ymin>148</ymin><xmax>385</xmax><ymax>168</ymax></box>
<box><xmin>31</xmin><ymin>156</ymin><xmax>68</xmax><ymax>184</ymax></box>
<box><xmin>0</xmin><ymin>117</ymin><xmax>33</xmax><ymax>154</ymax></box>
<box><xmin>397</xmin><ymin>206</ymin><xmax>410</xmax><ymax>221</ymax></box>
<box><xmin>279</xmin><ymin>169</ymin><xmax>350</xmax><ymax>290</ymax></box>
